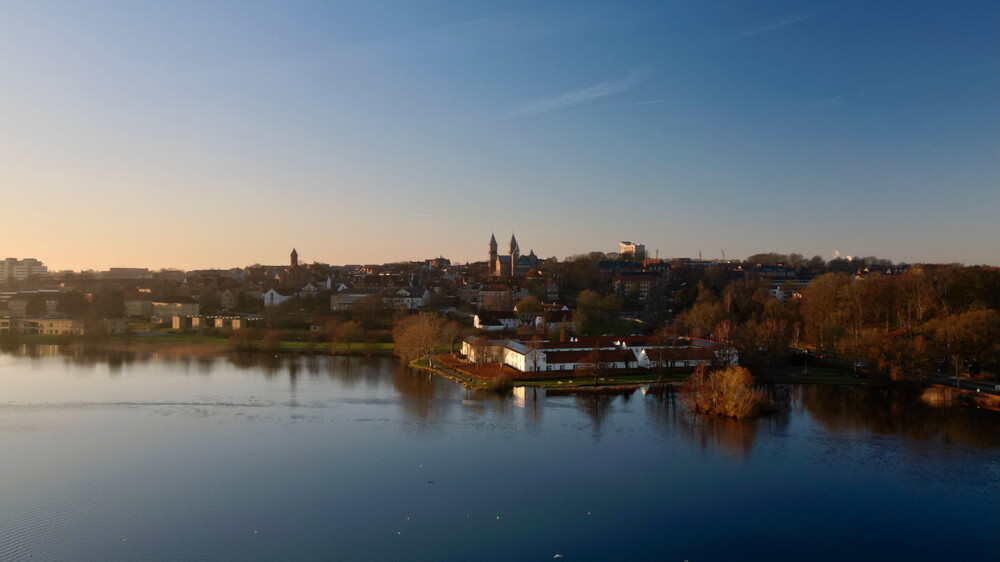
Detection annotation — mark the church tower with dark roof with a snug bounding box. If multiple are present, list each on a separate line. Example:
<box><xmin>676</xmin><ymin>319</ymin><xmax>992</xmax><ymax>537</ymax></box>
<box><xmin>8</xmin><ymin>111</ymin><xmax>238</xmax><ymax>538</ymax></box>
<box><xmin>508</xmin><ymin>234</ymin><xmax>520</xmax><ymax>277</ymax></box>
<box><xmin>488</xmin><ymin>234</ymin><xmax>498</xmax><ymax>274</ymax></box>
<box><xmin>291</xmin><ymin>248</ymin><xmax>298</xmax><ymax>268</ymax></box>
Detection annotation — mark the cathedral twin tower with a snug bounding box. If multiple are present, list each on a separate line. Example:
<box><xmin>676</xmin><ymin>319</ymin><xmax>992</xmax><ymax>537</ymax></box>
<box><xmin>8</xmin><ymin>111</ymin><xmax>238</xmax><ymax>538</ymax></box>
<box><xmin>488</xmin><ymin>233</ymin><xmax>539</xmax><ymax>277</ymax></box>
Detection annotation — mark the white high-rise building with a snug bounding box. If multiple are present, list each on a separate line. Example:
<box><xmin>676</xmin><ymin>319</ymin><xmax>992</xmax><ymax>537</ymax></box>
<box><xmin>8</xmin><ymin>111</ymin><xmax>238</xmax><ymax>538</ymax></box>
<box><xmin>618</xmin><ymin>241</ymin><xmax>646</xmax><ymax>260</ymax></box>
<box><xmin>0</xmin><ymin>258</ymin><xmax>48</xmax><ymax>282</ymax></box>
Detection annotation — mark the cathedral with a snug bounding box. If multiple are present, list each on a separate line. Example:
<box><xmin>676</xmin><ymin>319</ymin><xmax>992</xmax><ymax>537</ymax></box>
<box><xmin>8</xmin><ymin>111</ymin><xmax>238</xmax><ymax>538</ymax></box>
<box><xmin>488</xmin><ymin>233</ymin><xmax>541</xmax><ymax>277</ymax></box>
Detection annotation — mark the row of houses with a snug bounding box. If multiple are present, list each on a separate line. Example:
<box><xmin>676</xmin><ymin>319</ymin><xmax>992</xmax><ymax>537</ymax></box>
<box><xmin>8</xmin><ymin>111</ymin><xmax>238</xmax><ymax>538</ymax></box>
<box><xmin>329</xmin><ymin>287</ymin><xmax>430</xmax><ymax>311</ymax></box>
<box><xmin>171</xmin><ymin>315</ymin><xmax>261</xmax><ymax>331</ymax></box>
<box><xmin>471</xmin><ymin>303</ymin><xmax>575</xmax><ymax>333</ymax></box>
<box><xmin>0</xmin><ymin>290</ymin><xmax>205</xmax><ymax>322</ymax></box>
<box><xmin>461</xmin><ymin>334</ymin><xmax>737</xmax><ymax>374</ymax></box>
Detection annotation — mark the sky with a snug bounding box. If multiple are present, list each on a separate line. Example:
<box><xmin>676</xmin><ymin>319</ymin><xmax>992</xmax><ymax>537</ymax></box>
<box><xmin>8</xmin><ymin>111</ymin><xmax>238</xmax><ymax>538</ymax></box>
<box><xmin>1</xmin><ymin>0</ymin><xmax>997</xmax><ymax>271</ymax></box>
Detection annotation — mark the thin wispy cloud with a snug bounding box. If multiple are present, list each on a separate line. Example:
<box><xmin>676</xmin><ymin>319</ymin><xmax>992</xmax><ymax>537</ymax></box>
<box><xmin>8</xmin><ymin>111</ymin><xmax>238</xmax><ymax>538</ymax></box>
<box><xmin>733</xmin><ymin>11</ymin><xmax>823</xmax><ymax>39</ymax></box>
<box><xmin>504</xmin><ymin>66</ymin><xmax>653</xmax><ymax>118</ymax></box>
<box><xmin>606</xmin><ymin>98</ymin><xmax>666</xmax><ymax>109</ymax></box>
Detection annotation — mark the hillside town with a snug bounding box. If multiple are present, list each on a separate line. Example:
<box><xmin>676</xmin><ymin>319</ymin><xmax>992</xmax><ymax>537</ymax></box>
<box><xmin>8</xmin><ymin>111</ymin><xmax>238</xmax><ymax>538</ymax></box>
<box><xmin>2</xmin><ymin>235</ymin><xmax>998</xmax><ymax>387</ymax></box>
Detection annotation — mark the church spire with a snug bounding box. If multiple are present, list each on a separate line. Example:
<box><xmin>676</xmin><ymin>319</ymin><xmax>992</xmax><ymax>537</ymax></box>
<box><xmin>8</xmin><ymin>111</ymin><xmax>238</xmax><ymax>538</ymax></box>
<box><xmin>488</xmin><ymin>234</ymin><xmax>498</xmax><ymax>274</ymax></box>
<box><xmin>291</xmin><ymin>248</ymin><xmax>298</xmax><ymax>267</ymax></box>
<box><xmin>509</xmin><ymin>234</ymin><xmax>519</xmax><ymax>254</ymax></box>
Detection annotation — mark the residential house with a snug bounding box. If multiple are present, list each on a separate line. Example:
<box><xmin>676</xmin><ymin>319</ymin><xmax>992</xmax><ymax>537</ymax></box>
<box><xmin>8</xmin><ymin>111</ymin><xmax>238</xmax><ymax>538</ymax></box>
<box><xmin>330</xmin><ymin>288</ymin><xmax>381</xmax><ymax>311</ymax></box>
<box><xmin>124</xmin><ymin>294</ymin><xmax>154</xmax><ymax>318</ymax></box>
<box><xmin>473</xmin><ymin>311</ymin><xmax>523</xmax><ymax>331</ymax></box>
<box><xmin>613</xmin><ymin>273</ymin><xmax>663</xmax><ymax>301</ymax></box>
<box><xmin>262</xmin><ymin>288</ymin><xmax>294</xmax><ymax>307</ymax></box>
<box><xmin>152</xmin><ymin>297</ymin><xmax>200</xmax><ymax>321</ymax></box>
<box><xmin>298</xmin><ymin>283</ymin><xmax>324</xmax><ymax>299</ymax></box>
<box><xmin>388</xmin><ymin>287</ymin><xmax>429</xmax><ymax>310</ymax></box>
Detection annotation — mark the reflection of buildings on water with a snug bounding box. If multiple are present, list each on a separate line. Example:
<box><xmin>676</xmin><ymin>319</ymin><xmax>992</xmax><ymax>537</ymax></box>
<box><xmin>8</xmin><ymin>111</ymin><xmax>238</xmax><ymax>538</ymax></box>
<box><xmin>0</xmin><ymin>343</ymin><xmax>140</xmax><ymax>373</ymax></box>
<box><xmin>512</xmin><ymin>386</ymin><xmax>545</xmax><ymax>427</ymax></box>
<box><xmin>5</xmin><ymin>343</ymin><xmax>64</xmax><ymax>358</ymax></box>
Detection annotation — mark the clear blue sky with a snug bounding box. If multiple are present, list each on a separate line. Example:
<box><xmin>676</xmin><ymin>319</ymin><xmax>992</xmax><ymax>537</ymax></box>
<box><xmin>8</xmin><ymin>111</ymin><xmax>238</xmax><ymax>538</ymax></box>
<box><xmin>2</xmin><ymin>1</ymin><xmax>997</xmax><ymax>270</ymax></box>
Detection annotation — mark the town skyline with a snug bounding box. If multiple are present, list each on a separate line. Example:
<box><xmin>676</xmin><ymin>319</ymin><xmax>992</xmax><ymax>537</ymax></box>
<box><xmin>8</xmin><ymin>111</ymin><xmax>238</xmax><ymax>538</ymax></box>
<box><xmin>7</xmin><ymin>236</ymin><xmax>997</xmax><ymax>274</ymax></box>
<box><xmin>2</xmin><ymin>1</ymin><xmax>997</xmax><ymax>271</ymax></box>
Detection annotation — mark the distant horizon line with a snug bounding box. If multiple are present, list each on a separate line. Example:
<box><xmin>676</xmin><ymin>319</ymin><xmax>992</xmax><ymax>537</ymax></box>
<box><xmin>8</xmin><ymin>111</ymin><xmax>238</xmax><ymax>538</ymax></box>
<box><xmin>23</xmin><ymin>253</ymin><xmax>998</xmax><ymax>273</ymax></box>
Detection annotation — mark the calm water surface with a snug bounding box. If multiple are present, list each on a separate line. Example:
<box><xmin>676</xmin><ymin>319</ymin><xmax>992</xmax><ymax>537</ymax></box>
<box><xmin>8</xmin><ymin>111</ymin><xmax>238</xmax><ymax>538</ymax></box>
<box><xmin>1</xmin><ymin>347</ymin><xmax>998</xmax><ymax>561</ymax></box>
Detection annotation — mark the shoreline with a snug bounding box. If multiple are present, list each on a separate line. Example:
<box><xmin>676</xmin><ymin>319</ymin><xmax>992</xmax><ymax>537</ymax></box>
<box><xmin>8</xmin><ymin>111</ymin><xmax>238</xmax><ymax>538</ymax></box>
<box><xmin>410</xmin><ymin>354</ymin><xmax>688</xmax><ymax>391</ymax></box>
<box><xmin>412</xmin><ymin>355</ymin><xmax>1000</xmax><ymax>407</ymax></box>
<box><xmin>6</xmin><ymin>339</ymin><xmax>996</xmax><ymax>409</ymax></box>
<box><xmin>0</xmin><ymin>336</ymin><xmax>394</xmax><ymax>359</ymax></box>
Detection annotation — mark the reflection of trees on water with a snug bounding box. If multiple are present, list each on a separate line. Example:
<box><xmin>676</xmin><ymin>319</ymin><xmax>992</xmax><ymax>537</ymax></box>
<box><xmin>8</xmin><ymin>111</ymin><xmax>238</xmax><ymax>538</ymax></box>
<box><xmin>393</xmin><ymin>364</ymin><xmax>436</xmax><ymax>401</ymax></box>
<box><xmin>392</xmin><ymin>364</ymin><xmax>450</xmax><ymax>426</ymax></box>
<box><xmin>230</xmin><ymin>354</ymin><xmax>396</xmax><ymax>389</ymax></box>
<box><xmin>653</xmin><ymin>385</ymin><xmax>790</xmax><ymax>459</ymax></box>
<box><xmin>0</xmin><ymin>346</ymin><xmax>398</xmax><ymax>391</ymax></box>
<box><xmin>325</xmin><ymin>356</ymin><xmax>386</xmax><ymax>388</ymax></box>
<box><xmin>304</xmin><ymin>355</ymin><xmax>321</xmax><ymax>376</ymax></box>
<box><xmin>644</xmin><ymin>390</ymin><xmax>682</xmax><ymax>432</ymax></box>
<box><xmin>678</xmin><ymin>415</ymin><xmax>760</xmax><ymax>458</ymax></box>
<box><xmin>195</xmin><ymin>357</ymin><xmax>214</xmax><ymax>375</ymax></box>
<box><xmin>569</xmin><ymin>388</ymin><xmax>634</xmax><ymax>439</ymax></box>
<box><xmin>12</xmin><ymin>343</ymin><xmax>994</xmax><ymax>451</ymax></box>
<box><xmin>391</xmin><ymin>363</ymin><xmax>522</xmax><ymax>426</ymax></box>
<box><xmin>518</xmin><ymin>388</ymin><xmax>545</xmax><ymax>428</ymax></box>
<box><xmin>798</xmin><ymin>385</ymin><xmax>1000</xmax><ymax>449</ymax></box>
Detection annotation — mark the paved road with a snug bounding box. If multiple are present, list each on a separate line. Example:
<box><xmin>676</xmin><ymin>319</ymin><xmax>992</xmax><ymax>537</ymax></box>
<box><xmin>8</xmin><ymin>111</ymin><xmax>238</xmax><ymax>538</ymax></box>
<box><xmin>925</xmin><ymin>374</ymin><xmax>1000</xmax><ymax>397</ymax></box>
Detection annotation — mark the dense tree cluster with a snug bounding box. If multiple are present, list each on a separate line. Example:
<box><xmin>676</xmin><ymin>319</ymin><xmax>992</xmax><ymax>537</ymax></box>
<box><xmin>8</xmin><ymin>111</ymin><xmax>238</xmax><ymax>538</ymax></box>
<box><xmin>391</xmin><ymin>313</ymin><xmax>462</xmax><ymax>367</ymax></box>
<box><xmin>670</xmin><ymin>265</ymin><xmax>1000</xmax><ymax>380</ymax></box>
<box><xmin>682</xmin><ymin>365</ymin><xmax>765</xmax><ymax>418</ymax></box>
<box><xmin>54</xmin><ymin>289</ymin><xmax>125</xmax><ymax>321</ymax></box>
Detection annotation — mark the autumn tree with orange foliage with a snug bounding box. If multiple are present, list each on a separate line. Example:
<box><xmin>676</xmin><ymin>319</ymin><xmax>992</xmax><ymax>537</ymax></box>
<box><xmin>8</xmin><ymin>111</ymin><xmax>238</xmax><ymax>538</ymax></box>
<box><xmin>682</xmin><ymin>365</ymin><xmax>765</xmax><ymax>419</ymax></box>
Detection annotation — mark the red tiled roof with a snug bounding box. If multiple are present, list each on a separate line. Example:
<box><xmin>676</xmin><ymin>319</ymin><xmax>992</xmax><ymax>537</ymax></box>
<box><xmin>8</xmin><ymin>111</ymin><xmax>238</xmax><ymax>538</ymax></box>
<box><xmin>546</xmin><ymin>349</ymin><xmax>638</xmax><ymax>365</ymax></box>
<box><xmin>643</xmin><ymin>347</ymin><xmax>713</xmax><ymax>361</ymax></box>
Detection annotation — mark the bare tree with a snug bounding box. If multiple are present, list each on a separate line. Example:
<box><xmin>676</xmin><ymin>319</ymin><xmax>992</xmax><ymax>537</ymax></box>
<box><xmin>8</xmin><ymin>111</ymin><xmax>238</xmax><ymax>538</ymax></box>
<box><xmin>441</xmin><ymin>320</ymin><xmax>464</xmax><ymax>354</ymax></box>
<box><xmin>392</xmin><ymin>313</ymin><xmax>448</xmax><ymax>367</ymax></box>
<box><xmin>515</xmin><ymin>295</ymin><xmax>542</xmax><ymax>324</ymax></box>
<box><xmin>470</xmin><ymin>335</ymin><xmax>489</xmax><ymax>368</ymax></box>
<box><xmin>332</xmin><ymin>320</ymin><xmax>364</xmax><ymax>352</ymax></box>
<box><xmin>575</xmin><ymin>346</ymin><xmax>607</xmax><ymax>385</ymax></box>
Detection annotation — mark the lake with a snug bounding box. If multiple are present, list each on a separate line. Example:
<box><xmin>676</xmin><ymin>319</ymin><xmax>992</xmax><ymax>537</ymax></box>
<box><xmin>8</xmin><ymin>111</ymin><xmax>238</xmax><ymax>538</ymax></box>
<box><xmin>1</xmin><ymin>346</ymin><xmax>998</xmax><ymax>561</ymax></box>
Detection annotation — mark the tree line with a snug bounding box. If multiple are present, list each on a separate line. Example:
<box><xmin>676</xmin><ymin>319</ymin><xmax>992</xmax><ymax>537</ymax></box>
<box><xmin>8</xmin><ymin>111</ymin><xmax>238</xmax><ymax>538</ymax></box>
<box><xmin>671</xmin><ymin>265</ymin><xmax>1000</xmax><ymax>380</ymax></box>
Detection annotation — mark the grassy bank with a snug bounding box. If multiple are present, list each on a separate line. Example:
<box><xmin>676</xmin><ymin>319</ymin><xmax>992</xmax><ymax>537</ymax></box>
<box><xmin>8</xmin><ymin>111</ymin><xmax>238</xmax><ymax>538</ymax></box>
<box><xmin>408</xmin><ymin>354</ymin><xmax>689</xmax><ymax>390</ymax></box>
<box><xmin>408</xmin><ymin>357</ymin><xmax>486</xmax><ymax>389</ymax></box>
